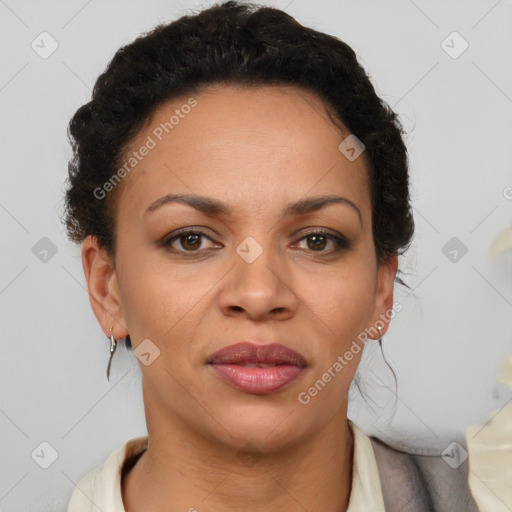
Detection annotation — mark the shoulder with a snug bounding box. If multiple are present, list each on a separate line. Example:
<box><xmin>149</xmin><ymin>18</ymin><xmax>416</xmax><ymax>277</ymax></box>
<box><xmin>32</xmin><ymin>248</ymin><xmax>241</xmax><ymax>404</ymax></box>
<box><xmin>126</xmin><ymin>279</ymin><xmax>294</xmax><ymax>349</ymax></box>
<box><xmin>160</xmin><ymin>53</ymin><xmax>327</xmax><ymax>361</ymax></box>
<box><xmin>369</xmin><ymin>435</ymin><xmax>480</xmax><ymax>512</ymax></box>
<box><xmin>66</xmin><ymin>458</ymin><xmax>105</xmax><ymax>511</ymax></box>
<box><xmin>66</xmin><ymin>436</ymin><xmax>148</xmax><ymax>512</ymax></box>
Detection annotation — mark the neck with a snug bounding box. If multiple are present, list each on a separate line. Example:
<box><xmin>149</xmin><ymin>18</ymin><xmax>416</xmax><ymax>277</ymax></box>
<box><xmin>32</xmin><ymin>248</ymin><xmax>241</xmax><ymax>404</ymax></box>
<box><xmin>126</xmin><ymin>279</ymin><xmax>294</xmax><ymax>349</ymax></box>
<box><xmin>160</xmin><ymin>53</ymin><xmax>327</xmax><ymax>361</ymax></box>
<box><xmin>123</xmin><ymin>398</ymin><xmax>354</xmax><ymax>512</ymax></box>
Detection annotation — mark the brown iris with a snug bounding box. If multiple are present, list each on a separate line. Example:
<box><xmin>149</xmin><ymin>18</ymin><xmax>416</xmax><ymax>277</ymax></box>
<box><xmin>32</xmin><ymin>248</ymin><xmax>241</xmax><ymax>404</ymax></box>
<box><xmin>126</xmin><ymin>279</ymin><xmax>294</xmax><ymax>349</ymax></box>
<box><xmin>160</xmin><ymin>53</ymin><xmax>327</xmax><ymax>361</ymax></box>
<box><xmin>180</xmin><ymin>234</ymin><xmax>202</xmax><ymax>250</ymax></box>
<box><xmin>307</xmin><ymin>234</ymin><xmax>327</xmax><ymax>251</ymax></box>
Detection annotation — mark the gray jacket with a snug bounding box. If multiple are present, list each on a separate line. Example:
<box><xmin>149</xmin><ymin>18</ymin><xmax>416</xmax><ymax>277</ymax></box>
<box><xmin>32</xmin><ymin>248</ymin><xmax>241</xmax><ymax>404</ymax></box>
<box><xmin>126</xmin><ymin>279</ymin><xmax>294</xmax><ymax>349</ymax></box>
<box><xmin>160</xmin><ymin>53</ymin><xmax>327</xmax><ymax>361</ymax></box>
<box><xmin>370</xmin><ymin>436</ymin><xmax>480</xmax><ymax>511</ymax></box>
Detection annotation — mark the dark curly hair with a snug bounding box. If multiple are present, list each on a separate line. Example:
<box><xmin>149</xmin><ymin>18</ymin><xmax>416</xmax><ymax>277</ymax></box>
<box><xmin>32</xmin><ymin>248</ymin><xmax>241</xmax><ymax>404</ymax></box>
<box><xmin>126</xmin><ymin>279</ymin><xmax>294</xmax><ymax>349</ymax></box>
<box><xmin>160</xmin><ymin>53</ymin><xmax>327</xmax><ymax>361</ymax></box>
<box><xmin>61</xmin><ymin>0</ymin><xmax>414</xmax><ymax>283</ymax></box>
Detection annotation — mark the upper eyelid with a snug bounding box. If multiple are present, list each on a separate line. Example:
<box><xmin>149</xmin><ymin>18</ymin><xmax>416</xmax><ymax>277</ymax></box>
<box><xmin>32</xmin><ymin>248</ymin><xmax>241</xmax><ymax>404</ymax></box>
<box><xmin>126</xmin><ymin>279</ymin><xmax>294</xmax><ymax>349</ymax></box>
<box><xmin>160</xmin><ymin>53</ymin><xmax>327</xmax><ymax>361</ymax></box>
<box><xmin>163</xmin><ymin>226</ymin><xmax>345</xmax><ymax>239</ymax></box>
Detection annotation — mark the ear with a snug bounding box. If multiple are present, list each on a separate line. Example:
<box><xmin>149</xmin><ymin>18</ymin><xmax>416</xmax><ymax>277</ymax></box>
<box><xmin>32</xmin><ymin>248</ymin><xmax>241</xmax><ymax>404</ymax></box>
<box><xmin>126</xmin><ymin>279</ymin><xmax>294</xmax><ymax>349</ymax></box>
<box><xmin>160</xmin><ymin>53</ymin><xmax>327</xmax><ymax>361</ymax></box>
<box><xmin>368</xmin><ymin>253</ymin><xmax>399</xmax><ymax>339</ymax></box>
<box><xmin>81</xmin><ymin>235</ymin><xmax>129</xmax><ymax>340</ymax></box>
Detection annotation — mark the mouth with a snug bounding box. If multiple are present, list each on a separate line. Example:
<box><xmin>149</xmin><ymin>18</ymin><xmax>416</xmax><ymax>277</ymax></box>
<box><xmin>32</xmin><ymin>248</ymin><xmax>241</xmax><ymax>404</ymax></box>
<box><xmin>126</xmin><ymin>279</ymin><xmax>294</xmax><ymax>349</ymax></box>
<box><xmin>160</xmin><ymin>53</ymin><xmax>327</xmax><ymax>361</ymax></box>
<box><xmin>207</xmin><ymin>342</ymin><xmax>307</xmax><ymax>395</ymax></box>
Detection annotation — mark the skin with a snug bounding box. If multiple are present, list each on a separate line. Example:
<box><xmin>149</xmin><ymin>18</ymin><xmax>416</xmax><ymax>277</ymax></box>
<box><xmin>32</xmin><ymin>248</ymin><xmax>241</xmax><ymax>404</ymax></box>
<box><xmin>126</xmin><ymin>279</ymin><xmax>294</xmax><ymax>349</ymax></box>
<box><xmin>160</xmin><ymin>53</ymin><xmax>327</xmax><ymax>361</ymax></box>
<box><xmin>82</xmin><ymin>83</ymin><xmax>398</xmax><ymax>512</ymax></box>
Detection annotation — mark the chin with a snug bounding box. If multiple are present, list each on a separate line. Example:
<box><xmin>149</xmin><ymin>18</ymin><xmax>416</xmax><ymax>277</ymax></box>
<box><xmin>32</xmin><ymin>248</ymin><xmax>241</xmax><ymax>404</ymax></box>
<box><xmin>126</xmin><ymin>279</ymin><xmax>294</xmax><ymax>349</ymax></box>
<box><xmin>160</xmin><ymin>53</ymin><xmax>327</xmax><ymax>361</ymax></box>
<box><xmin>207</xmin><ymin>400</ymin><xmax>315</xmax><ymax>452</ymax></box>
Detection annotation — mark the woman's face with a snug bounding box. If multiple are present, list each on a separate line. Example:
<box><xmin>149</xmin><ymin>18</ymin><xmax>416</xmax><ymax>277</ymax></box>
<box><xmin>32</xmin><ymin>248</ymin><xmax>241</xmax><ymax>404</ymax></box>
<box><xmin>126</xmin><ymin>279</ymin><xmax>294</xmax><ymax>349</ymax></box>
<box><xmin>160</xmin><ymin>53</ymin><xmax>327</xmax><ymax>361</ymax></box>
<box><xmin>84</xmin><ymin>83</ymin><xmax>397</xmax><ymax>450</ymax></box>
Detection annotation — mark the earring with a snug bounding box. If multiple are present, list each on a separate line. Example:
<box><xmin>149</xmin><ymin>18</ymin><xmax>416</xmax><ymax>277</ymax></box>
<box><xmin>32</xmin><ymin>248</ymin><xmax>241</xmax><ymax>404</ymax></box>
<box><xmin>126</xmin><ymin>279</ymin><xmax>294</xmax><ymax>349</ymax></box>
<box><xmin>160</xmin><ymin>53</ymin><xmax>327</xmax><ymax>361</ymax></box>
<box><xmin>106</xmin><ymin>326</ymin><xmax>117</xmax><ymax>382</ymax></box>
<box><xmin>363</xmin><ymin>324</ymin><xmax>383</xmax><ymax>346</ymax></box>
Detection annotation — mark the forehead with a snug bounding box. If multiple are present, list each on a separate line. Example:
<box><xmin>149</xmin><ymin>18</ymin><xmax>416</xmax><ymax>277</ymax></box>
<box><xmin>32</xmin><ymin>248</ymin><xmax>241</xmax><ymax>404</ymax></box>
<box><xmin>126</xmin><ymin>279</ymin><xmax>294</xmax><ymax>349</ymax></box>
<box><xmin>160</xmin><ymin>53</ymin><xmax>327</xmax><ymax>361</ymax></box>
<box><xmin>115</xmin><ymin>83</ymin><xmax>370</xmax><ymax>221</ymax></box>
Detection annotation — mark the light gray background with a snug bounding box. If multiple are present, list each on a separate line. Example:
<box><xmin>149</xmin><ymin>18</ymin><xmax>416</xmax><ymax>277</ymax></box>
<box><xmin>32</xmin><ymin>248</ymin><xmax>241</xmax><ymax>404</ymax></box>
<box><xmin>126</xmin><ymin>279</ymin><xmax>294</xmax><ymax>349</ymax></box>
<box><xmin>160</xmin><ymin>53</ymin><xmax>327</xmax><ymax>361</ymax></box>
<box><xmin>1</xmin><ymin>0</ymin><xmax>511</xmax><ymax>510</ymax></box>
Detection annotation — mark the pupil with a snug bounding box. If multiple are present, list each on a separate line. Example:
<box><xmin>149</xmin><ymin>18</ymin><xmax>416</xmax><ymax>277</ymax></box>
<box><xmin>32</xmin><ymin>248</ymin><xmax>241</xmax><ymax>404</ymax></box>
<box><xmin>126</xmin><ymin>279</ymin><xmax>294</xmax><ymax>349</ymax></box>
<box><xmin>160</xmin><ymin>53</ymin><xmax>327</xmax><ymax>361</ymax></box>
<box><xmin>182</xmin><ymin>234</ymin><xmax>200</xmax><ymax>250</ymax></box>
<box><xmin>308</xmin><ymin>235</ymin><xmax>326</xmax><ymax>250</ymax></box>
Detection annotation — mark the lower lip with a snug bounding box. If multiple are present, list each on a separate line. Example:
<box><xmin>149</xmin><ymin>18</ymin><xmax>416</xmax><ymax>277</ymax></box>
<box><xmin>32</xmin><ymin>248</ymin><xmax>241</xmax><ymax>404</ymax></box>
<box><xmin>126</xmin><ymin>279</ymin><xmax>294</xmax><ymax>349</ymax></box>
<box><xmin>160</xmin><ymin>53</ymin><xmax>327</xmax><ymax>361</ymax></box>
<box><xmin>209</xmin><ymin>363</ymin><xmax>304</xmax><ymax>394</ymax></box>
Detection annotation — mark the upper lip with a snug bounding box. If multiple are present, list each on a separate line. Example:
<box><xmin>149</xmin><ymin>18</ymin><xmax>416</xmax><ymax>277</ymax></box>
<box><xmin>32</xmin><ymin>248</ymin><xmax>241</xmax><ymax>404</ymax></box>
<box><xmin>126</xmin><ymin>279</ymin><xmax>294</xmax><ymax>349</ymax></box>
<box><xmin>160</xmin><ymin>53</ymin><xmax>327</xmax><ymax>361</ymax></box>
<box><xmin>207</xmin><ymin>342</ymin><xmax>307</xmax><ymax>367</ymax></box>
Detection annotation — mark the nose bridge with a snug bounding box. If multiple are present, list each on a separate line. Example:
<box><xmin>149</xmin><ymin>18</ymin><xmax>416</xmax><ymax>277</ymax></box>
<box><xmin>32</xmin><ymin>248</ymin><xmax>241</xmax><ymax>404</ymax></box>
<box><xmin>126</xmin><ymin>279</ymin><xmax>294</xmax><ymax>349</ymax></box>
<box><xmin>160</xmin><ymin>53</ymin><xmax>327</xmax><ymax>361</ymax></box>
<box><xmin>235</xmin><ymin>234</ymin><xmax>268</xmax><ymax>266</ymax></box>
<box><xmin>219</xmin><ymin>232</ymin><xmax>297</xmax><ymax>319</ymax></box>
<box><xmin>234</xmin><ymin>233</ymin><xmax>283</xmax><ymax>290</ymax></box>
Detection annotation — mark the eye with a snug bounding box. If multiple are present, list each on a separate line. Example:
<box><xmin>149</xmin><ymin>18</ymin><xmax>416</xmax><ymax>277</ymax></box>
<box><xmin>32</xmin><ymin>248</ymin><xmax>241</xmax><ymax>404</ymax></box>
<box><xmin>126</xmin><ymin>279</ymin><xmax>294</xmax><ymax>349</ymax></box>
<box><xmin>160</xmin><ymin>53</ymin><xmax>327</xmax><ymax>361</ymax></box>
<box><xmin>159</xmin><ymin>228</ymin><xmax>351</xmax><ymax>256</ymax></box>
<box><xmin>295</xmin><ymin>230</ymin><xmax>350</xmax><ymax>254</ymax></box>
<box><xmin>160</xmin><ymin>229</ymin><xmax>220</xmax><ymax>253</ymax></box>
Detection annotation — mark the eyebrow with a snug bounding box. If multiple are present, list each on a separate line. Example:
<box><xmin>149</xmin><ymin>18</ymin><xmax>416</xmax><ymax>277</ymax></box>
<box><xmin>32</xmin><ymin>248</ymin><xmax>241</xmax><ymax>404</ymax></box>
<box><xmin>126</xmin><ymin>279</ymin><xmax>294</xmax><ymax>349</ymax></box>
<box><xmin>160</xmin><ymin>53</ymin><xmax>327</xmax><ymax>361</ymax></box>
<box><xmin>145</xmin><ymin>193</ymin><xmax>362</xmax><ymax>226</ymax></box>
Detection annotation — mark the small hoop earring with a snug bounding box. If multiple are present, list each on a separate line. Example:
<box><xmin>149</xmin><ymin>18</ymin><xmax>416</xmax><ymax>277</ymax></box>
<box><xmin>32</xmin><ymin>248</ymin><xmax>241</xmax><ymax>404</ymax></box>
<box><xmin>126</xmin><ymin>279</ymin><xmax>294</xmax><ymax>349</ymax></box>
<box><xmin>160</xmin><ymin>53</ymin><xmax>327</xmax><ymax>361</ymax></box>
<box><xmin>363</xmin><ymin>324</ymin><xmax>383</xmax><ymax>346</ymax></box>
<box><xmin>106</xmin><ymin>326</ymin><xmax>117</xmax><ymax>382</ymax></box>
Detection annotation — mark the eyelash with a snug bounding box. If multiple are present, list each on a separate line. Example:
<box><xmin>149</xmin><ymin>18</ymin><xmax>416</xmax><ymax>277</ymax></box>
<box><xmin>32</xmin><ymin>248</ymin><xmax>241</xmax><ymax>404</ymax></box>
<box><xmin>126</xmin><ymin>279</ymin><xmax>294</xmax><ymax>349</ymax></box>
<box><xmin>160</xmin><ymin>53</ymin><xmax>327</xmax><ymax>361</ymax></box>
<box><xmin>159</xmin><ymin>228</ymin><xmax>351</xmax><ymax>256</ymax></box>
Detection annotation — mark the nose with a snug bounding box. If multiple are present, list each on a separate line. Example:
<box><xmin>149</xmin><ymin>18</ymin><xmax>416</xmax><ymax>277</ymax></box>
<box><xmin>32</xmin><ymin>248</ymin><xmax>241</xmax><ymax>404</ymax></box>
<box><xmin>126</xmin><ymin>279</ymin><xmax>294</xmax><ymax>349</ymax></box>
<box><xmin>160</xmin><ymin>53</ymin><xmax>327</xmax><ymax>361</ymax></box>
<box><xmin>217</xmin><ymin>239</ymin><xmax>299</xmax><ymax>322</ymax></box>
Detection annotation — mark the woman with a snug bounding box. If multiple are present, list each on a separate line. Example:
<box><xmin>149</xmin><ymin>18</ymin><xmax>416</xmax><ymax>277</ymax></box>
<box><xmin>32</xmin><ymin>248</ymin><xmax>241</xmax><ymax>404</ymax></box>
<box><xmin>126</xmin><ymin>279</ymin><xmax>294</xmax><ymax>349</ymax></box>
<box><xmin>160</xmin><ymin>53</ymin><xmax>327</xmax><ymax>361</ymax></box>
<box><xmin>62</xmin><ymin>1</ymin><xmax>479</xmax><ymax>510</ymax></box>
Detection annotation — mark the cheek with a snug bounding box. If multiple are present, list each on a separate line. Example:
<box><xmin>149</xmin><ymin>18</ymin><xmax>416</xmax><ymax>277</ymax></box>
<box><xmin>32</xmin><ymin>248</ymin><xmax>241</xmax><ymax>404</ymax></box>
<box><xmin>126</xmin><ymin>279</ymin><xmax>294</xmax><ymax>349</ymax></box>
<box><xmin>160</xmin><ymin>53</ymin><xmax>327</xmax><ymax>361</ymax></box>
<box><xmin>294</xmin><ymin>259</ymin><xmax>376</xmax><ymax>344</ymax></box>
<box><xmin>296</xmin><ymin>272</ymin><xmax>373</xmax><ymax>410</ymax></box>
<box><xmin>115</xmin><ymin>251</ymin><xmax>211</xmax><ymax>345</ymax></box>
<box><xmin>328</xmin><ymin>282</ymin><xmax>375</xmax><ymax>343</ymax></box>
